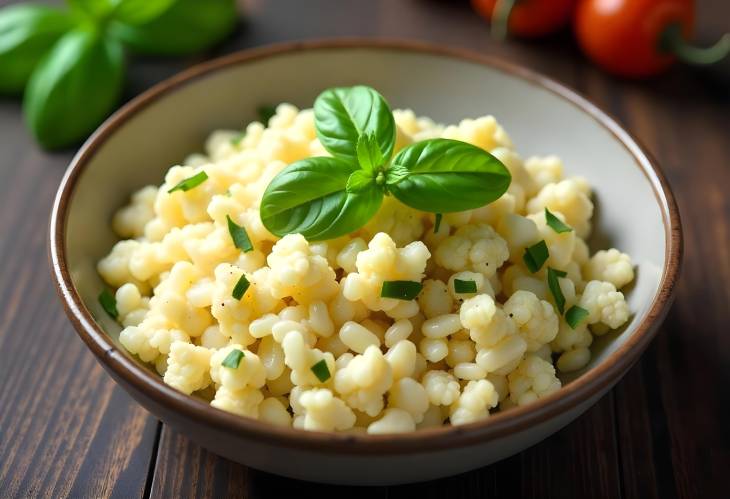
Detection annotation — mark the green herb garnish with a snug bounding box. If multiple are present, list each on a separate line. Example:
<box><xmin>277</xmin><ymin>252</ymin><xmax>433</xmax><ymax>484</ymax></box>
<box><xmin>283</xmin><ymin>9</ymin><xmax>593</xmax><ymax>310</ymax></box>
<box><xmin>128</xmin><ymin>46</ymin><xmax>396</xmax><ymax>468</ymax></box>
<box><xmin>231</xmin><ymin>274</ymin><xmax>250</xmax><ymax>300</ymax></box>
<box><xmin>230</xmin><ymin>132</ymin><xmax>244</xmax><ymax>146</ymax></box>
<box><xmin>523</xmin><ymin>240</ymin><xmax>549</xmax><ymax>273</ymax></box>
<box><xmin>434</xmin><ymin>213</ymin><xmax>443</xmax><ymax>234</ymax></box>
<box><xmin>454</xmin><ymin>279</ymin><xmax>477</xmax><ymax>294</ymax></box>
<box><xmin>258</xmin><ymin>104</ymin><xmax>276</xmax><ymax>125</ymax></box>
<box><xmin>226</xmin><ymin>215</ymin><xmax>253</xmax><ymax>252</ymax></box>
<box><xmin>258</xmin><ymin>85</ymin><xmax>512</xmax><ymax>241</ymax></box>
<box><xmin>565</xmin><ymin>305</ymin><xmax>590</xmax><ymax>329</ymax></box>
<box><xmin>98</xmin><ymin>289</ymin><xmax>118</xmax><ymax>319</ymax></box>
<box><xmin>221</xmin><ymin>349</ymin><xmax>244</xmax><ymax>368</ymax></box>
<box><xmin>167</xmin><ymin>171</ymin><xmax>208</xmax><ymax>193</ymax></box>
<box><xmin>547</xmin><ymin>267</ymin><xmax>568</xmax><ymax>314</ymax></box>
<box><xmin>545</xmin><ymin>208</ymin><xmax>572</xmax><ymax>233</ymax></box>
<box><xmin>310</xmin><ymin>359</ymin><xmax>331</xmax><ymax>382</ymax></box>
<box><xmin>381</xmin><ymin>280</ymin><xmax>423</xmax><ymax>301</ymax></box>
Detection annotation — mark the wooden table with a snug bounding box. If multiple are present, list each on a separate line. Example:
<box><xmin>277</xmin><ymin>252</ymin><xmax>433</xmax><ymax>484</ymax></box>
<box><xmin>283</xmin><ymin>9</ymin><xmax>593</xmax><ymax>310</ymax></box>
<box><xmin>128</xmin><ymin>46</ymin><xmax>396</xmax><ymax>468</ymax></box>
<box><xmin>1</xmin><ymin>0</ymin><xmax>728</xmax><ymax>497</ymax></box>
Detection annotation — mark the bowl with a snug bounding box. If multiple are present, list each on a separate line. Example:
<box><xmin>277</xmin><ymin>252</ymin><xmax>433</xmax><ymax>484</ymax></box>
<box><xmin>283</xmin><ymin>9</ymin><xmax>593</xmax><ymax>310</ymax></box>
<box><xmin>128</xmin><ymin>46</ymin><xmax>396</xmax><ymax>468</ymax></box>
<box><xmin>49</xmin><ymin>39</ymin><xmax>682</xmax><ymax>485</ymax></box>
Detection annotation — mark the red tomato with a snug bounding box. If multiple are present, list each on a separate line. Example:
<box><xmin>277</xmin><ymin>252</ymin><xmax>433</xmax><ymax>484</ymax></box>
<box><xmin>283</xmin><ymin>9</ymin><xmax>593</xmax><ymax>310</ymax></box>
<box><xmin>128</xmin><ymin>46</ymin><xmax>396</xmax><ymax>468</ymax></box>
<box><xmin>472</xmin><ymin>0</ymin><xmax>577</xmax><ymax>38</ymax></box>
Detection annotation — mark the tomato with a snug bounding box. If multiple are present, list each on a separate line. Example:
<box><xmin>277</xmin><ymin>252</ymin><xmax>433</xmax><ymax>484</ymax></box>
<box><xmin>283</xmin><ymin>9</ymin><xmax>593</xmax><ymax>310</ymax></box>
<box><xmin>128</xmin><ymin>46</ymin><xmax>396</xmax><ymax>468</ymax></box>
<box><xmin>575</xmin><ymin>0</ymin><xmax>730</xmax><ymax>77</ymax></box>
<box><xmin>471</xmin><ymin>0</ymin><xmax>576</xmax><ymax>39</ymax></box>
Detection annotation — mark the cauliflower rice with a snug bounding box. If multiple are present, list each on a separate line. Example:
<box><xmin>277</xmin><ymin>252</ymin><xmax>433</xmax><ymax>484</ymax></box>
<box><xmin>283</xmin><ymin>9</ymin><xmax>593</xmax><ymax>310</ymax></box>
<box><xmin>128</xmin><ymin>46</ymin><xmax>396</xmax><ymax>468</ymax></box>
<box><xmin>97</xmin><ymin>104</ymin><xmax>634</xmax><ymax>433</ymax></box>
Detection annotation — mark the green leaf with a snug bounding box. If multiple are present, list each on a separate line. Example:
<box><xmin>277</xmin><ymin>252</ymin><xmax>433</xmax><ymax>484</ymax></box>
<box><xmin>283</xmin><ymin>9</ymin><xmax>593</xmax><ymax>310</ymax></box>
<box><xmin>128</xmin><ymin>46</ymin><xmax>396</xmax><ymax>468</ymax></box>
<box><xmin>221</xmin><ymin>349</ymin><xmax>244</xmax><ymax>368</ymax></box>
<box><xmin>356</xmin><ymin>133</ymin><xmax>384</xmax><ymax>174</ymax></box>
<box><xmin>545</xmin><ymin>207</ymin><xmax>572</xmax><ymax>233</ymax></box>
<box><xmin>232</xmin><ymin>273</ymin><xmax>250</xmax><ymax>300</ymax></box>
<box><xmin>310</xmin><ymin>359</ymin><xmax>331</xmax><ymax>382</ymax></box>
<box><xmin>98</xmin><ymin>289</ymin><xmax>118</xmax><ymax>319</ymax></box>
<box><xmin>547</xmin><ymin>267</ymin><xmax>568</xmax><ymax>314</ymax></box>
<box><xmin>108</xmin><ymin>0</ymin><xmax>236</xmax><ymax>55</ymax></box>
<box><xmin>523</xmin><ymin>240</ymin><xmax>549</xmax><ymax>273</ymax></box>
<box><xmin>23</xmin><ymin>29</ymin><xmax>125</xmax><ymax>149</ymax></box>
<box><xmin>565</xmin><ymin>305</ymin><xmax>589</xmax><ymax>329</ymax></box>
<box><xmin>0</xmin><ymin>4</ymin><xmax>75</xmax><ymax>94</ymax></box>
<box><xmin>386</xmin><ymin>138</ymin><xmax>511</xmax><ymax>213</ymax></box>
<box><xmin>381</xmin><ymin>280</ymin><xmax>423</xmax><ymax>300</ymax></box>
<box><xmin>434</xmin><ymin>213</ymin><xmax>443</xmax><ymax>234</ymax></box>
<box><xmin>260</xmin><ymin>157</ymin><xmax>384</xmax><ymax>241</ymax></box>
<box><xmin>111</xmin><ymin>0</ymin><xmax>176</xmax><ymax>26</ymax></box>
<box><xmin>454</xmin><ymin>279</ymin><xmax>477</xmax><ymax>294</ymax></box>
<box><xmin>346</xmin><ymin>169</ymin><xmax>376</xmax><ymax>193</ymax></box>
<box><xmin>67</xmin><ymin>0</ymin><xmax>115</xmax><ymax>21</ymax></box>
<box><xmin>167</xmin><ymin>171</ymin><xmax>208</xmax><ymax>193</ymax></box>
<box><xmin>258</xmin><ymin>104</ymin><xmax>276</xmax><ymax>125</ymax></box>
<box><xmin>314</xmin><ymin>85</ymin><xmax>395</xmax><ymax>163</ymax></box>
<box><xmin>227</xmin><ymin>215</ymin><xmax>253</xmax><ymax>252</ymax></box>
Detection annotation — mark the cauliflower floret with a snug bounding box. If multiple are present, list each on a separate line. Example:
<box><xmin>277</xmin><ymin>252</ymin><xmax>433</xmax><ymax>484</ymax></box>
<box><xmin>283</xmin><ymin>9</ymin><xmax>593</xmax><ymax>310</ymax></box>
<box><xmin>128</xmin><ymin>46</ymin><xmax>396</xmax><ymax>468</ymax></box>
<box><xmin>115</xmin><ymin>283</ymin><xmax>149</xmax><ymax>327</ymax></box>
<box><xmin>579</xmin><ymin>280</ymin><xmax>631</xmax><ymax>329</ymax></box>
<box><xmin>584</xmin><ymin>249</ymin><xmax>634</xmax><ymax>289</ymax></box>
<box><xmin>258</xmin><ymin>397</ymin><xmax>292</xmax><ymax>427</ymax></box>
<box><xmin>209</xmin><ymin>345</ymin><xmax>266</xmax><ymax>390</ymax></box>
<box><xmin>525</xmin><ymin>155</ymin><xmax>564</xmax><ymax>191</ymax></box>
<box><xmin>367</xmin><ymin>408</ymin><xmax>416</xmax><ymax>434</ymax></box>
<box><xmin>211</xmin><ymin>386</ymin><xmax>264</xmax><ymax>418</ymax></box>
<box><xmin>342</xmin><ymin>232</ymin><xmax>430</xmax><ymax>319</ymax></box>
<box><xmin>112</xmin><ymin>185</ymin><xmax>158</xmax><ymax>238</ymax></box>
<box><xmin>503</xmin><ymin>290</ymin><xmax>559</xmax><ymax>351</ymax></box>
<box><xmin>422</xmin><ymin>370</ymin><xmax>461</xmax><ymax>406</ymax></box>
<box><xmin>293</xmin><ymin>388</ymin><xmax>356</xmax><ymax>432</ymax></box>
<box><xmin>119</xmin><ymin>315</ymin><xmax>189</xmax><ymax>364</ymax></box>
<box><xmin>434</xmin><ymin>224</ymin><xmax>508</xmax><ymax>277</ymax></box>
<box><xmin>449</xmin><ymin>379</ymin><xmax>499</xmax><ymax>425</ymax></box>
<box><xmin>163</xmin><ymin>341</ymin><xmax>213</xmax><ymax>394</ymax></box>
<box><xmin>496</xmin><ymin>214</ymin><xmax>541</xmax><ymax>264</ymax></box>
<box><xmin>507</xmin><ymin>355</ymin><xmax>561</xmax><ymax>406</ymax></box>
<box><xmin>97</xmin><ymin>240</ymin><xmax>149</xmax><ymax>292</ymax></box>
<box><xmin>281</xmin><ymin>330</ymin><xmax>336</xmax><ymax>387</ymax></box>
<box><xmin>491</xmin><ymin>147</ymin><xmax>539</xmax><ymax>198</ymax></box>
<box><xmin>361</xmin><ymin>196</ymin><xmax>426</xmax><ymax>247</ymax></box>
<box><xmin>334</xmin><ymin>345</ymin><xmax>392</xmax><ymax>416</ymax></box>
<box><xmin>266</xmin><ymin>234</ymin><xmax>339</xmax><ymax>303</ymax></box>
<box><xmin>418</xmin><ymin>279</ymin><xmax>454</xmax><ymax>318</ymax></box>
<box><xmin>526</xmin><ymin>178</ymin><xmax>593</xmax><ymax>238</ymax></box>
<box><xmin>459</xmin><ymin>294</ymin><xmax>515</xmax><ymax>348</ymax></box>
<box><xmin>388</xmin><ymin>377</ymin><xmax>429</xmax><ymax>423</ymax></box>
<box><xmin>441</xmin><ymin>115</ymin><xmax>513</xmax><ymax>151</ymax></box>
<box><xmin>527</xmin><ymin>209</ymin><xmax>575</xmax><ymax>268</ymax></box>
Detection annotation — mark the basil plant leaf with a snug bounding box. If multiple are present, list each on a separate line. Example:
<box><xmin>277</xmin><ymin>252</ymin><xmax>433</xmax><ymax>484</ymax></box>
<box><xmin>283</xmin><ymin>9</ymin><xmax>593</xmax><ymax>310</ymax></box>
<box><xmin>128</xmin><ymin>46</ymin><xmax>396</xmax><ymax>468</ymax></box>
<box><xmin>386</xmin><ymin>138</ymin><xmax>511</xmax><ymax>213</ymax></box>
<box><xmin>66</xmin><ymin>0</ymin><xmax>116</xmax><ymax>21</ymax></box>
<box><xmin>260</xmin><ymin>157</ymin><xmax>383</xmax><ymax>241</ymax></box>
<box><xmin>0</xmin><ymin>4</ymin><xmax>74</xmax><ymax>94</ymax></box>
<box><xmin>108</xmin><ymin>0</ymin><xmax>237</xmax><ymax>55</ymax></box>
<box><xmin>356</xmin><ymin>133</ymin><xmax>384</xmax><ymax>175</ymax></box>
<box><xmin>23</xmin><ymin>29</ymin><xmax>125</xmax><ymax>149</ymax></box>
<box><xmin>111</xmin><ymin>0</ymin><xmax>177</xmax><ymax>26</ymax></box>
<box><xmin>314</xmin><ymin>85</ymin><xmax>395</xmax><ymax>163</ymax></box>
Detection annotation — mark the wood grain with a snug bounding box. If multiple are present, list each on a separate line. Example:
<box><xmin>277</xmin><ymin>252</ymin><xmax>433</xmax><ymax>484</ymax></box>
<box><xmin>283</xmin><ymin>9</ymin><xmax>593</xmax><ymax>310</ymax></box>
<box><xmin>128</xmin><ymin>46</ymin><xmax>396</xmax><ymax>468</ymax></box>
<box><xmin>0</xmin><ymin>0</ymin><xmax>728</xmax><ymax>497</ymax></box>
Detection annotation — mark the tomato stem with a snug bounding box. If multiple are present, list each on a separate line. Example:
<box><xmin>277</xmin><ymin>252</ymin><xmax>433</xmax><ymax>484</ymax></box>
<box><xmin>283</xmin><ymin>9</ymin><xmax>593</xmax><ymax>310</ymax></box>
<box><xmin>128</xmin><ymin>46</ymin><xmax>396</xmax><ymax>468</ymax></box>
<box><xmin>492</xmin><ymin>0</ymin><xmax>517</xmax><ymax>41</ymax></box>
<box><xmin>659</xmin><ymin>23</ymin><xmax>730</xmax><ymax>66</ymax></box>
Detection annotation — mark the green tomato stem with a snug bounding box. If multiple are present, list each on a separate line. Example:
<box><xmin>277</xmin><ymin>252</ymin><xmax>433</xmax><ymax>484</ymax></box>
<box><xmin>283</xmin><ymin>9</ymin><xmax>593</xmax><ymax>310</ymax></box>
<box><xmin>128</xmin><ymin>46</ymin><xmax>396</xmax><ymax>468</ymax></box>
<box><xmin>659</xmin><ymin>23</ymin><xmax>730</xmax><ymax>66</ymax></box>
<box><xmin>491</xmin><ymin>0</ymin><xmax>517</xmax><ymax>41</ymax></box>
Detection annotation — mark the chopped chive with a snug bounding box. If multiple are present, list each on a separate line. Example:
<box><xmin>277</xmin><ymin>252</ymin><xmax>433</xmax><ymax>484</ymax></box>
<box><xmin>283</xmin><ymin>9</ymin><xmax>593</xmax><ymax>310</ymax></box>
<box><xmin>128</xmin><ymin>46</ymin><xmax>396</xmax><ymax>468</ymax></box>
<box><xmin>167</xmin><ymin>171</ymin><xmax>208</xmax><ymax>193</ymax></box>
<box><xmin>523</xmin><ymin>240</ymin><xmax>549</xmax><ymax>273</ymax></box>
<box><xmin>232</xmin><ymin>274</ymin><xmax>250</xmax><ymax>300</ymax></box>
<box><xmin>381</xmin><ymin>280</ymin><xmax>423</xmax><ymax>300</ymax></box>
<box><xmin>98</xmin><ymin>289</ymin><xmax>118</xmax><ymax>319</ymax></box>
<box><xmin>310</xmin><ymin>359</ymin><xmax>331</xmax><ymax>382</ymax></box>
<box><xmin>454</xmin><ymin>279</ymin><xmax>477</xmax><ymax>294</ymax></box>
<box><xmin>227</xmin><ymin>215</ymin><xmax>254</xmax><ymax>252</ymax></box>
<box><xmin>222</xmin><ymin>349</ymin><xmax>244</xmax><ymax>368</ymax></box>
<box><xmin>547</xmin><ymin>267</ymin><xmax>568</xmax><ymax>314</ymax></box>
<box><xmin>258</xmin><ymin>104</ymin><xmax>276</xmax><ymax>125</ymax></box>
<box><xmin>434</xmin><ymin>213</ymin><xmax>443</xmax><ymax>233</ymax></box>
<box><xmin>230</xmin><ymin>132</ymin><xmax>245</xmax><ymax>146</ymax></box>
<box><xmin>565</xmin><ymin>305</ymin><xmax>590</xmax><ymax>329</ymax></box>
<box><xmin>545</xmin><ymin>208</ymin><xmax>572</xmax><ymax>233</ymax></box>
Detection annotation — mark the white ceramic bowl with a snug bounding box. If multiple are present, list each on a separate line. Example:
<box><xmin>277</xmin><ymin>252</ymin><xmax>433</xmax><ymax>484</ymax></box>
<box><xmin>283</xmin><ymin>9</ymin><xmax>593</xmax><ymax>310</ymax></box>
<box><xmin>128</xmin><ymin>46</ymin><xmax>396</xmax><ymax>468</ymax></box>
<box><xmin>50</xmin><ymin>40</ymin><xmax>682</xmax><ymax>485</ymax></box>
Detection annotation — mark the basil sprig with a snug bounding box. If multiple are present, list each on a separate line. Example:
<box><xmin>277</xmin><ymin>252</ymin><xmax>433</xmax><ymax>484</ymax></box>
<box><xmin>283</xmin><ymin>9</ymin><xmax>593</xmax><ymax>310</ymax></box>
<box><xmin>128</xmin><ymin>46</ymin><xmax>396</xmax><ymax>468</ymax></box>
<box><xmin>0</xmin><ymin>0</ymin><xmax>237</xmax><ymax>149</ymax></box>
<box><xmin>260</xmin><ymin>85</ymin><xmax>512</xmax><ymax>241</ymax></box>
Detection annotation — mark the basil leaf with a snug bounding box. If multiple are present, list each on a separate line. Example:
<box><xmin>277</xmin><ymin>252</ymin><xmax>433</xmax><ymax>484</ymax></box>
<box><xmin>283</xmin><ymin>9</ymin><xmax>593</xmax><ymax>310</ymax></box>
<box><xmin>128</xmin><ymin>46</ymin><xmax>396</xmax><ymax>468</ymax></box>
<box><xmin>545</xmin><ymin>207</ymin><xmax>572</xmax><ymax>233</ymax></box>
<box><xmin>346</xmin><ymin>169</ymin><xmax>376</xmax><ymax>193</ymax></box>
<box><xmin>0</xmin><ymin>5</ymin><xmax>74</xmax><ymax>94</ymax></box>
<box><xmin>314</xmin><ymin>86</ymin><xmax>395</xmax><ymax>163</ymax></box>
<box><xmin>454</xmin><ymin>279</ymin><xmax>477</xmax><ymax>294</ymax></box>
<box><xmin>221</xmin><ymin>349</ymin><xmax>244</xmax><ymax>368</ymax></box>
<box><xmin>565</xmin><ymin>305</ymin><xmax>589</xmax><ymax>329</ymax></box>
<box><xmin>434</xmin><ymin>213</ymin><xmax>443</xmax><ymax>233</ymax></box>
<box><xmin>523</xmin><ymin>240</ymin><xmax>549</xmax><ymax>273</ymax></box>
<box><xmin>386</xmin><ymin>138</ymin><xmax>511</xmax><ymax>213</ymax></box>
<box><xmin>167</xmin><ymin>171</ymin><xmax>208</xmax><ymax>193</ymax></box>
<box><xmin>260</xmin><ymin>157</ymin><xmax>384</xmax><ymax>241</ymax></box>
<box><xmin>23</xmin><ymin>30</ymin><xmax>125</xmax><ymax>149</ymax></box>
<box><xmin>226</xmin><ymin>215</ymin><xmax>253</xmax><ymax>252</ymax></box>
<box><xmin>356</xmin><ymin>133</ymin><xmax>384</xmax><ymax>174</ymax></box>
<box><xmin>111</xmin><ymin>0</ymin><xmax>176</xmax><ymax>26</ymax></box>
<box><xmin>547</xmin><ymin>267</ymin><xmax>568</xmax><ymax>314</ymax></box>
<box><xmin>108</xmin><ymin>0</ymin><xmax>236</xmax><ymax>55</ymax></box>
<box><xmin>310</xmin><ymin>359</ymin><xmax>331</xmax><ymax>382</ymax></box>
<box><xmin>381</xmin><ymin>281</ymin><xmax>423</xmax><ymax>300</ymax></box>
<box><xmin>98</xmin><ymin>289</ymin><xmax>118</xmax><ymax>319</ymax></box>
<box><xmin>232</xmin><ymin>274</ymin><xmax>250</xmax><ymax>300</ymax></box>
<box><xmin>67</xmin><ymin>0</ymin><xmax>115</xmax><ymax>21</ymax></box>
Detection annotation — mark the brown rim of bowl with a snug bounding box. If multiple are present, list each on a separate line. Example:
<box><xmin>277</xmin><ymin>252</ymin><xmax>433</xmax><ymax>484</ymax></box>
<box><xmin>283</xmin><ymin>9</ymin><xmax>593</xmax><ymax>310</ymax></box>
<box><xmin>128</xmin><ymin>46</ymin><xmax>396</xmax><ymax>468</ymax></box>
<box><xmin>49</xmin><ymin>38</ymin><xmax>682</xmax><ymax>455</ymax></box>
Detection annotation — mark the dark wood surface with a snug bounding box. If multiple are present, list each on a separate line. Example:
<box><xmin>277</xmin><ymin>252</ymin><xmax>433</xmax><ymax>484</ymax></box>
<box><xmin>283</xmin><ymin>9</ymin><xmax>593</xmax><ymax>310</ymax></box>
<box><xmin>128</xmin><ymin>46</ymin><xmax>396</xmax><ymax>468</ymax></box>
<box><xmin>1</xmin><ymin>0</ymin><xmax>728</xmax><ymax>497</ymax></box>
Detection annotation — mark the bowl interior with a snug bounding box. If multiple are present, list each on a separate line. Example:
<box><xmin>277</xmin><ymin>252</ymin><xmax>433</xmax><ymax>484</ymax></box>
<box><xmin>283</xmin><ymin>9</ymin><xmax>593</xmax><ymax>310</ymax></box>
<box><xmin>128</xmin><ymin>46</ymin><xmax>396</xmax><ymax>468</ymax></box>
<box><xmin>62</xmin><ymin>44</ymin><xmax>668</xmax><ymax>387</ymax></box>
